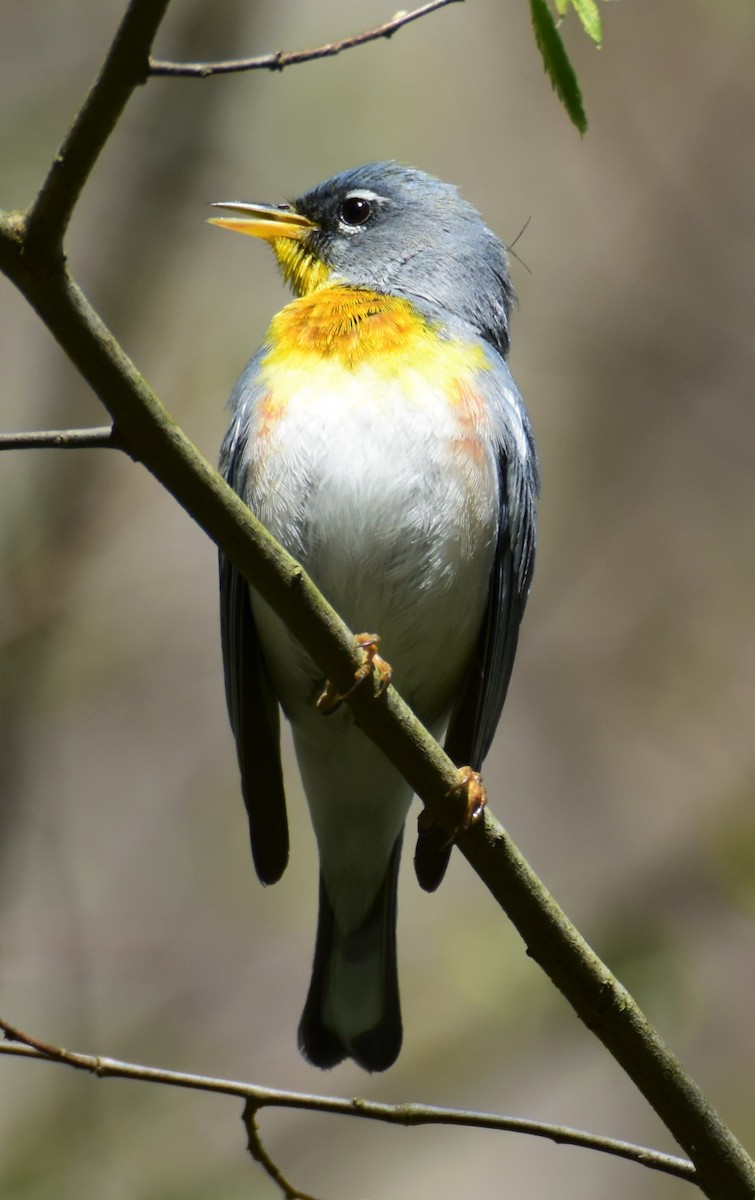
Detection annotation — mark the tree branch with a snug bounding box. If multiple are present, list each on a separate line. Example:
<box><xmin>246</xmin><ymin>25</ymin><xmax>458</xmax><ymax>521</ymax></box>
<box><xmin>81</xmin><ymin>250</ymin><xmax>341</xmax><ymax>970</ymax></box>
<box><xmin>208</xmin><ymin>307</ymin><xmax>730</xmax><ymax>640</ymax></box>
<box><xmin>0</xmin><ymin>426</ymin><xmax>119</xmax><ymax>451</ymax></box>
<box><xmin>2</xmin><ymin>206</ymin><xmax>754</xmax><ymax>1197</ymax></box>
<box><xmin>245</xmin><ymin>1105</ymin><xmax>321</xmax><ymax>1200</ymax></box>
<box><xmin>0</xmin><ymin>1023</ymin><xmax>696</xmax><ymax>1185</ymax></box>
<box><xmin>148</xmin><ymin>0</ymin><xmax>462</xmax><ymax>77</ymax></box>
<box><xmin>1</xmin><ymin>1</ymin><xmax>754</xmax><ymax>1195</ymax></box>
<box><xmin>25</xmin><ymin>0</ymin><xmax>172</xmax><ymax>256</ymax></box>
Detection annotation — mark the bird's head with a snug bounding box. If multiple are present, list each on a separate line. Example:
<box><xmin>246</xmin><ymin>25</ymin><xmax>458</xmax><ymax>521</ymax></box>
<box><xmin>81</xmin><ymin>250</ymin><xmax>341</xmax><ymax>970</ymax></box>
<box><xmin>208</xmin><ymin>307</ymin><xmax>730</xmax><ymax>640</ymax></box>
<box><xmin>210</xmin><ymin>162</ymin><xmax>515</xmax><ymax>356</ymax></box>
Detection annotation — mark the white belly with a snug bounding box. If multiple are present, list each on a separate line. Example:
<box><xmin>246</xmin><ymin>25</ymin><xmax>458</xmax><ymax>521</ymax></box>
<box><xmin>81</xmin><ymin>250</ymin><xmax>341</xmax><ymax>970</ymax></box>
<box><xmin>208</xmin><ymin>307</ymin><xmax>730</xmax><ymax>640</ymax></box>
<box><xmin>246</xmin><ymin>364</ymin><xmax>499</xmax><ymax>728</ymax></box>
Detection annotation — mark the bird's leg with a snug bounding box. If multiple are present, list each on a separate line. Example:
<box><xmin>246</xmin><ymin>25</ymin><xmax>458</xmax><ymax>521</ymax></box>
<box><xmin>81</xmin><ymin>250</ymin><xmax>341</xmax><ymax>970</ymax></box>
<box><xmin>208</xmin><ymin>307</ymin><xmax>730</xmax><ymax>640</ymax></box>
<box><xmin>314</xmin><ymin>633</ymin><xmax>392</xmax><ymax>714</ymax></box>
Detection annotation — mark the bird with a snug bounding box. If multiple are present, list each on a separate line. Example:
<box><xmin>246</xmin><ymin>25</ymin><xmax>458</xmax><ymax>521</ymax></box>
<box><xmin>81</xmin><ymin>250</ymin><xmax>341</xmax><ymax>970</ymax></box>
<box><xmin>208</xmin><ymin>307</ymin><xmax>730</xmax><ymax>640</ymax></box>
<box><xmin>211</xmin><ymin>162</ymin><xmax>538</xmax><ymax>1072</ymax></box>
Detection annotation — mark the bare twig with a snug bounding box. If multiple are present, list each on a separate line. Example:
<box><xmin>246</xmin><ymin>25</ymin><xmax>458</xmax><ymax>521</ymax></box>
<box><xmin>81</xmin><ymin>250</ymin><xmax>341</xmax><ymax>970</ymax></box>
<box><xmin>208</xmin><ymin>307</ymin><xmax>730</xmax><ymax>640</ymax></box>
<box><xmin>0</xmin><ymin>426</ymin><xmax>119</xmax><ymax>451</ymax></box>
<box><xmin>0</xmin><ymin>1021</ymin><xmax>696</xmax><ymax>1184</ymax></box>
<box><xmin>149</xmin><ymin>0</ymin><xmax>461</xmax><ymax>77</ymax></box>
<box><xmin>245</xmin><ymin>1104</ymin><xmax>322</xmax><ymax>1200</ymax></box>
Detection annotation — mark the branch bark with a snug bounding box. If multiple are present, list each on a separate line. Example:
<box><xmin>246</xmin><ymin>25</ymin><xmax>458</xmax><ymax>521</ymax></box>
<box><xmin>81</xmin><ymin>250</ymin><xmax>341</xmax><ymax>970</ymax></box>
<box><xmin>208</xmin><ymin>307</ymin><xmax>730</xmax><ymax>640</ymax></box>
<box><xmin>0</xmin><ymin>426</ymin><xmax>118</xmax><ymax>451</ymax></box>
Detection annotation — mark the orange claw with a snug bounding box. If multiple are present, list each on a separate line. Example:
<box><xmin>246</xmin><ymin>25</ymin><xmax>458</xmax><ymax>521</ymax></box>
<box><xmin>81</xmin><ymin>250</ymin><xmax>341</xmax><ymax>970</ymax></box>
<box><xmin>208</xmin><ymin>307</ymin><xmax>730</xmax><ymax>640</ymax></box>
<box><xmin>453</xmin><ymin>766</ymin><xmax>487</xmax><ymax>833</ymax></box>
<box><xmin>315</xmin><ymin>633</ymin><xmax>392</xmax><ymax>714</ymax></box>
<box><xmin>418</xmin><ymin>766</ymin><xmax>487</xmax><ymax>845</ymax></box>
<box><xmin>353</xmin><ymin>633</ymin><xmax>393</xmax><ymax>697</ymax></box>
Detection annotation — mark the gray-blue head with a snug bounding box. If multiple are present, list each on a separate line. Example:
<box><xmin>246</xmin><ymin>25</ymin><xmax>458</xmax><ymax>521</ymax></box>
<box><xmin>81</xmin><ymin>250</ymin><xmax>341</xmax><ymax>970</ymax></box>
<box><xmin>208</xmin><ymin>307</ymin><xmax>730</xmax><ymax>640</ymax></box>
<box><xmin>211</xmin><ymin>162</ymin><xmax>515</xmax><ymax>356</ymax></box>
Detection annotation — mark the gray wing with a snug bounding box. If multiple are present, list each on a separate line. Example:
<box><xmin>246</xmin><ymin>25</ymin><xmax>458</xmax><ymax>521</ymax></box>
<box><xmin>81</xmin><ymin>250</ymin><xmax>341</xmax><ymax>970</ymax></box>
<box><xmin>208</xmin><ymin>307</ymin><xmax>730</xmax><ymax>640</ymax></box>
<box><xmin>415</xmin><ymin>357</ymin><xmax>539</xmax><ymax>891</ymax></box>
<box><xmin>219</xmin><ymin>379</ymin><xmax>288</xmax><ymax>886</ymax></box>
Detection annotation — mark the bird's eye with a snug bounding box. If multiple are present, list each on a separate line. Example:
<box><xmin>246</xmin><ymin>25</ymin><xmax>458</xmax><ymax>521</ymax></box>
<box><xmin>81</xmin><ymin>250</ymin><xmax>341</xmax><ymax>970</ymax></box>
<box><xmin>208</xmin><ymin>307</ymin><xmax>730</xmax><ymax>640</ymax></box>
<box><xmin>339</xmin><ymin>195</ymin><xmax>372</xmax><ymax>227</ymax></box>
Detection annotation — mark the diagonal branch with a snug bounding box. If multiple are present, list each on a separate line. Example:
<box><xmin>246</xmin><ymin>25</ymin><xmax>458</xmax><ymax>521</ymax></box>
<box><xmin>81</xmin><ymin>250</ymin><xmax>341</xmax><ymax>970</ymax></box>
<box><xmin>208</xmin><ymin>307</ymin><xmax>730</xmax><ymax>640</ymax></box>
<box><xmin>1</xmin><ymin>209</ymin><xmax>753</xmax><ymax>1198</ymax></box>
<box><xmin>25</xmin><ymin>0</ymin><xmax>172</xmax><ymax>256</ymax></box>
<box><xmin>0</xmin><ymin>1023</ymin><xmax>696</xmax><ymax>1184</ymax></box>
<box><xmin>149</xmin><ymin>0</ymin><xmax>462</xmax><ymax>77</ymax></box>
<box><xmin>0</xmin><ymin>1</ymin><xmax>753</xmax><ymax>1194</ymax></box>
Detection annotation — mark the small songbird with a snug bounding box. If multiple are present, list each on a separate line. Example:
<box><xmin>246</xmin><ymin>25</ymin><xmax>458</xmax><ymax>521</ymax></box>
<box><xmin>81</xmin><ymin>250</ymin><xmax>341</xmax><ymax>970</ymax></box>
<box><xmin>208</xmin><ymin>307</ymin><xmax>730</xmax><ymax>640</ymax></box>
<box><xmin>212</xmin><ymin>163</ymin><xmax>538</xmax><ymax>1072</ymax></box>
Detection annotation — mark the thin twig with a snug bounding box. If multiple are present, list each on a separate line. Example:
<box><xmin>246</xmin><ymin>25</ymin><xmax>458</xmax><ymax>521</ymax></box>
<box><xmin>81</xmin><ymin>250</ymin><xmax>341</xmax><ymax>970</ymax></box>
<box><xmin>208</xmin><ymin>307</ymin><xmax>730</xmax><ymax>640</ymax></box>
<box><xmin>149</xmin><ymin>0</ymin><xmax>461</xmax><ymax>77</ymax></box>
<box><xmin>0</xmin><ymin>1021</ymin><xmax>696</xmax><ymax>1183</ymax></box>
<box><xmin>244</xmin><ymin>1103</ymin><xmax>322</xmax><ymax>1200</ymax></box>
<box><xmin>0</xmin><ymin>426</ymin><xmax>120</xmax><ymax>451</ymax></box>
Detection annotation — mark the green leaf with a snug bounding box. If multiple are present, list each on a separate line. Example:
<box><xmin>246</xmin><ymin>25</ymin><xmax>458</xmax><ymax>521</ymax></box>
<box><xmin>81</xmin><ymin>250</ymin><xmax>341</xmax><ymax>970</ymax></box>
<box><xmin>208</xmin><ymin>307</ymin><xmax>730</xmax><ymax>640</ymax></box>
<box><xmin>570</xmin><ymin>0</ymin><xmax>602</xmax><ymax>47</ymax></box>
<box><xmin>529</xmin><ymin>0</ymin><xmax>588</xmax><ymax>134</ymax></box>
<box><xmin>554</xmin><ymin>0</ymin><xmax>569</xmax><ymax>15</ymax></box>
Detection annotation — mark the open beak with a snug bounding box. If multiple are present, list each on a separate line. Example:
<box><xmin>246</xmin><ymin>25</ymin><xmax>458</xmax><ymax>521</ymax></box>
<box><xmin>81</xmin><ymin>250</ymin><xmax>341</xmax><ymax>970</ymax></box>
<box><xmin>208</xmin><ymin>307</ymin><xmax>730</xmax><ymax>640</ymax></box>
<box><xmin>208</xmin><ymin>201</ymin><xmax>316</xmax><ymax>242</ymax></box>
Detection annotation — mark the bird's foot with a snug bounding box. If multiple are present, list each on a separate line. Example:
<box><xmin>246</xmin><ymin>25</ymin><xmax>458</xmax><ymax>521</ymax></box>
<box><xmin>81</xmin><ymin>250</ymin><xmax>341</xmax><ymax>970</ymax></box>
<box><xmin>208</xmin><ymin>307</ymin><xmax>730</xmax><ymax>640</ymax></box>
<box><xmin>452</xmin><ymin>766</ymin><xmax>487</xmax><ymax>832</ymax></box>
<box><xmin>315</xmin><ymin>633</ymin><xmax>392</xmax><ymax>715</ymax></box>
<box><xmin>418</xmin><ymin>766</ymin><xmax>487</xmax><ymax>845</ymax></box>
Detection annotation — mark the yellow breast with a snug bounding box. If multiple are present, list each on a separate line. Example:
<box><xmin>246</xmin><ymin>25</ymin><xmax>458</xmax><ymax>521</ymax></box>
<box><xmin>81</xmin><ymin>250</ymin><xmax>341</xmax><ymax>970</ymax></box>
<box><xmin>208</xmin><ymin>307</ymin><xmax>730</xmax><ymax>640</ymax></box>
<box><xmin>254</xmin><ymin>286</ymin><xmax>491</xmax><ymax>449</ymax></box>
<box><xmin>263</xmin><ymin>286</ymin><xmax>487</xmax><ymax>381</ymax></box>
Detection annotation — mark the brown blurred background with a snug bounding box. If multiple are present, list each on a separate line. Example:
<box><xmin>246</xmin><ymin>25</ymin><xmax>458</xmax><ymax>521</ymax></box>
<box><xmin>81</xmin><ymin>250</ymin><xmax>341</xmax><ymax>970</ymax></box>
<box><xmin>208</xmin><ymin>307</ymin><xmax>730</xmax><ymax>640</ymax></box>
<box><xmin>1</xmin><ymin>1</ymin><xmax>754</xmax><ymax>1197</ymax></box>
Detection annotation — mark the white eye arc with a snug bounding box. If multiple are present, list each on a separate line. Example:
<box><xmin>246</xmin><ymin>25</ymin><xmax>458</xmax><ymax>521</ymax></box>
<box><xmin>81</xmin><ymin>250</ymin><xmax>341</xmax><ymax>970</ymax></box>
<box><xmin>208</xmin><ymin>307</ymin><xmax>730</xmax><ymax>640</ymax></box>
<box><xmin>338</xmin><ymin>190</ymin><xmax>385</xmax><ymax>229</ymax></box>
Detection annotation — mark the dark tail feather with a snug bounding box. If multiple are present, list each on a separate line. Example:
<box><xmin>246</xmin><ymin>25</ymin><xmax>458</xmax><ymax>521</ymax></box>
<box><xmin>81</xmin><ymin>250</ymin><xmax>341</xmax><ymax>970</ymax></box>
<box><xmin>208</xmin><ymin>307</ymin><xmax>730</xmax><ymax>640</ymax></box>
<box><xmin>298</xmin><ymin>836</ymin><xmax>403</xmax><ymax>1072</ymax></box>
<box><xmin>414</xmin><ymin>819</ymin><xmax>453</xmax><ymax>893</ymax></box>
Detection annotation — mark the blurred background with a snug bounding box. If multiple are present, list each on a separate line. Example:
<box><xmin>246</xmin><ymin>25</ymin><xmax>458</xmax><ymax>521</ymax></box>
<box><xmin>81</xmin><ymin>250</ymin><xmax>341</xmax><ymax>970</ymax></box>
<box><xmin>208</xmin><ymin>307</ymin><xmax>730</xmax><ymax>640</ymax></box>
<box><xmin>1</xmin><ymin>1</ymin><xmax>754</xmax><ymax>1196</ymax></box>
